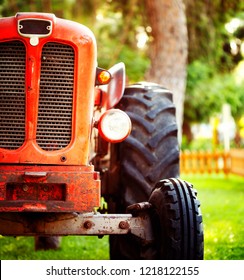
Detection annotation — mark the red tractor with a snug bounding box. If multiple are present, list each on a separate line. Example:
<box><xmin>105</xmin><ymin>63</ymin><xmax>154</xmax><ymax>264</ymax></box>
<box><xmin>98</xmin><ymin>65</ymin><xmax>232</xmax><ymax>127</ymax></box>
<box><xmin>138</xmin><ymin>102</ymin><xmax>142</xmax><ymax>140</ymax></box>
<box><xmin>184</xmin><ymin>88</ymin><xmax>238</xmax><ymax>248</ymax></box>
<box><xmin>0</xmin><ymin>12</ymin><xmax>203</xmax><ymax>259</ymax></box>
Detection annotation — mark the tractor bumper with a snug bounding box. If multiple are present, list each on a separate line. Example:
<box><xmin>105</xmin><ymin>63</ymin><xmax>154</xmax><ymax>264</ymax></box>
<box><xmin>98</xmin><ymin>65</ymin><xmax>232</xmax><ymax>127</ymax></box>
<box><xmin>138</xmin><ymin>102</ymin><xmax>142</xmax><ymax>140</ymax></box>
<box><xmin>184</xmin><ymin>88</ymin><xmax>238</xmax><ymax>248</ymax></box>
<box><xmin>0</xmin><ymin>165</ymin><xmax>100</xmax><ymax>212</ymax></box>
<box><xmin>0</xmin><ymin>210</ymin><xmax>154</xmax><ymax>242</ymax></box>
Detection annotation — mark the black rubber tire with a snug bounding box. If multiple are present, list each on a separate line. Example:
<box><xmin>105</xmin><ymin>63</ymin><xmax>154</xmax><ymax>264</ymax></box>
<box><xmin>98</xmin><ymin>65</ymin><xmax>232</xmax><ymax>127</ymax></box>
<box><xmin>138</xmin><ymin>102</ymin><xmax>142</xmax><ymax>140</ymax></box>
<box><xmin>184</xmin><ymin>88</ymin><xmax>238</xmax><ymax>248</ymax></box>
<box><xmin>109</xmin><ymin>83</ymin><xmax>179</xmax><ymax>259</ymax></box>
<box><xmin>148</xmin><ymin>178</ymin><xmax>204</xmax><ymax>259</ymax></box>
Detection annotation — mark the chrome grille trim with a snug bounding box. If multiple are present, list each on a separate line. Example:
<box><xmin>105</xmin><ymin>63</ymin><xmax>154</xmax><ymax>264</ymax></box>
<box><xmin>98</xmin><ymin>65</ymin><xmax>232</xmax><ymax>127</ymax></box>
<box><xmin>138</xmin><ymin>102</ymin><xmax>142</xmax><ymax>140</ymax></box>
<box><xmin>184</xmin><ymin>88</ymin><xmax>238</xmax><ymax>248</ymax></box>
<box><xmin>0</xmin><ymin>41</ymin><xmax>26</xmax><ymax>150</ymax></box>
<box><xmin>36</xmin><ymin>42</ymin><xmax>74</xmax><ymax>151</ymax></box>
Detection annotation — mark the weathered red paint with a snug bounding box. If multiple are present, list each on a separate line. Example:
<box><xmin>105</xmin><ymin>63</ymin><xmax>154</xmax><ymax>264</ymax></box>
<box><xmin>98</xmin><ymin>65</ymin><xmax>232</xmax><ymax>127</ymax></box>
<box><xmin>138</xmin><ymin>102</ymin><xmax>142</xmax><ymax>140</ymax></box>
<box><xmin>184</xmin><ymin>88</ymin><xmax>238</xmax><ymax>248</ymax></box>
<box><xmin>0</xmin><ymin>13</ymin><xmax>97</xmax><ymax>165</ymax></box>
<box><xmin>0</xmin><ymin>13</ymin><xmax>101</xmax><ymax>213</ymax></box>
<box><xmin>0</xmin><ymin>165</ymin><xmax>100</xmax><ymax>212</ymax></box>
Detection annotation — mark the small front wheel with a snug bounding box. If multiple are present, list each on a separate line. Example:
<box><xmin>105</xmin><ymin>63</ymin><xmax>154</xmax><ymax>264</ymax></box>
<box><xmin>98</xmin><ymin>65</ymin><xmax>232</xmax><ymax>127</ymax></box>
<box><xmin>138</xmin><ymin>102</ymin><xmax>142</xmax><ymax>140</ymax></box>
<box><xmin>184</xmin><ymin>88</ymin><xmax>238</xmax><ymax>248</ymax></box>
<box><xmin>148</xmin><ymin>178</ymin><xmax>204</xmax><ymax>259</ymax></box>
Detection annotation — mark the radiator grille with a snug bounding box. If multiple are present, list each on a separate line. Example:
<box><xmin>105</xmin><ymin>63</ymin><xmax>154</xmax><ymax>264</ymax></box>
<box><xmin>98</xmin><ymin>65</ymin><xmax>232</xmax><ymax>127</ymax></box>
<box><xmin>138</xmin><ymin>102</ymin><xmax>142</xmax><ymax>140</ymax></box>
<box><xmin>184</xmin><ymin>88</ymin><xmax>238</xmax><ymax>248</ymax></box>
<box><xmin>36</xmin><ymin>42</ymin><xmax>74</xmax><ymax>151</ymax></box>
<box><xmin>0</xmin><ymin>41</ymin><xmax>26</xmax><ymax>150</ymax></box>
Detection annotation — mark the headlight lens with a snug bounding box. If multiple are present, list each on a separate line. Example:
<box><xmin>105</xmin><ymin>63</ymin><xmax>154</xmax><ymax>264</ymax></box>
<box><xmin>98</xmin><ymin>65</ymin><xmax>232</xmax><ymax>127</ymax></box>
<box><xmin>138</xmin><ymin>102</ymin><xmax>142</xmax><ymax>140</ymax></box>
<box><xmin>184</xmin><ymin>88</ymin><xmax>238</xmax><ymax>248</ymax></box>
<box><xmin>98</xmin><ymin>109</ymin><xmax>131</xmax><ymax>143</ymax></box>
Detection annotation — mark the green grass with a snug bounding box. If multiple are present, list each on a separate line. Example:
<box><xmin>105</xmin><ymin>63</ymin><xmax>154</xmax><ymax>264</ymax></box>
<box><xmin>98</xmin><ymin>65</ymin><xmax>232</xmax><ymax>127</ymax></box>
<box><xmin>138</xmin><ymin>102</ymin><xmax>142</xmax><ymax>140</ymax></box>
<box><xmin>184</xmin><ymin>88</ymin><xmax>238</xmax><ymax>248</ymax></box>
<box><xmin>182</xmin><ymin>173</ymin><xmax>244</xmax><ymax>260</ymax></box>
<box><xmin>0</xmin><ymin>174</ymin><xmax>243</xmax><ymax>260</ymax></box>
<box><xmin>0</xmin><ymin>235</ymin><xmax>109</xmax><ymax>260</ymax></box>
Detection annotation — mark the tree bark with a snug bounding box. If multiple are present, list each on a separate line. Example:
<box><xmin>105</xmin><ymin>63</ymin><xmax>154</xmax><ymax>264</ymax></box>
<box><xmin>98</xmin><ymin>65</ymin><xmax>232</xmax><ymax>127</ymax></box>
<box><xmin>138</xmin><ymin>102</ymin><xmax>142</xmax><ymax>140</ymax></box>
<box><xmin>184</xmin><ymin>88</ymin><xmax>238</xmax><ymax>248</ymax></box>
<box><xmin>41</xmin><ymin>0</ymin><xmax>52</xmax><ymax>13</ymax></box>
<box><xmin>145</xmin><ymin>0</ymin><xmax>188</xmax><ymax>142</ymax></box>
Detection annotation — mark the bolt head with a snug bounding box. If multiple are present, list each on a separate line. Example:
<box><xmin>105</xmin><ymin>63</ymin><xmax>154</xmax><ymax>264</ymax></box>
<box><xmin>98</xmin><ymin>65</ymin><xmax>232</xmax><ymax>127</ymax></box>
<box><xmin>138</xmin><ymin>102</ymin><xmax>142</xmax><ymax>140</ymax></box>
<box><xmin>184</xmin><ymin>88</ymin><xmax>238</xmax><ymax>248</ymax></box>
<box><xmin>119</xmin><ymin>221</ymin><xmax>129</xmax><ymax>230</ymax></box>
<box><xmin>83</xmin><ymin>220</ymin><xmax>93</xmax><ymax>229</ymax></box>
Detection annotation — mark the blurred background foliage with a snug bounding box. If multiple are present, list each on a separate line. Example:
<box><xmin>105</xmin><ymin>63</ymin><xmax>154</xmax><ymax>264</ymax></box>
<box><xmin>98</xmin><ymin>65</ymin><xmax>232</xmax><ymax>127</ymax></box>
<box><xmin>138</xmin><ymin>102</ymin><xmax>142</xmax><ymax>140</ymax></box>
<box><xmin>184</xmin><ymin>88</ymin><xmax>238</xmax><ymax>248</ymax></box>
<box><xmin>0</xmin><ymin>0</ymin><xmax>244</xmax><ymax>150</ymax></box>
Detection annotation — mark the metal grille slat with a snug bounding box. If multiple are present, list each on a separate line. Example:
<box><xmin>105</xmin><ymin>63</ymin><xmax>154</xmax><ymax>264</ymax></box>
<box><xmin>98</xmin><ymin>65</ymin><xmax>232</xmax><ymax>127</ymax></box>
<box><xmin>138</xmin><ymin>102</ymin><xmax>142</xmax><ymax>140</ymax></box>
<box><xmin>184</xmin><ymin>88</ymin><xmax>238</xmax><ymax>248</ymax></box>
<box><xmin>36</xmin><ymin>42</ymin><xmax>74</xmax><ymax>151</ymax></box>
<box><xmin>0</xmin><ymin>41</ymin><xmax>26</xmax><ymax>150</ymax></box>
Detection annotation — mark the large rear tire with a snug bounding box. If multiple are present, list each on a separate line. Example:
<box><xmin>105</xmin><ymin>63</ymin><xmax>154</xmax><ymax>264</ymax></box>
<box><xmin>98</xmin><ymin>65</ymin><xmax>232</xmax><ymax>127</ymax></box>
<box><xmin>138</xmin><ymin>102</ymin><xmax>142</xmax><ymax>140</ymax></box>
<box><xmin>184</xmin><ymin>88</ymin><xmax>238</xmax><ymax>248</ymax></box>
<box><xmin>109</xmin><ymin>83</ymin><xmax>179</xmax><ymax>259</ymax></box>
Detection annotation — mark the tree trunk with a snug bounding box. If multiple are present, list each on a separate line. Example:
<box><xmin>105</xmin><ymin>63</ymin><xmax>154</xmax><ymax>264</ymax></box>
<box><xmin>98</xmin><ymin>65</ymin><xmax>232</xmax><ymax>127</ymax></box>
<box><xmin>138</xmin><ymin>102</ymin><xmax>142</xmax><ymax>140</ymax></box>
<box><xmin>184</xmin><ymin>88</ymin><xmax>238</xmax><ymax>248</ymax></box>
<box><xmin>41</xmin><ymin>0</ymin><xmax>52</xmax><ymax>12</ymax></box>
<box><xmin>145</xmin><ymin>0</ymin><xmax>188</xmax><ymax>142</ymax></box>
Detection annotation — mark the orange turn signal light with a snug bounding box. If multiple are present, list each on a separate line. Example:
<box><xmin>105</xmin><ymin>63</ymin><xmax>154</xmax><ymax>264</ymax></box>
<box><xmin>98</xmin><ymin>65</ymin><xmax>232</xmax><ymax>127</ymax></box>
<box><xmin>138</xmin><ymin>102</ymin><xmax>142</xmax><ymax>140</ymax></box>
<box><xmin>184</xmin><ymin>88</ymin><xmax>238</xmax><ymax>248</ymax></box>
<box><xmin>98</xmin><ymin>70</ymin><xmax>111</xmax><ymax>84</ymax></box>
<box><xmin>95</xmin><ymin>67</ymin><xmax>112</xmax><ymax>85</ymax></box>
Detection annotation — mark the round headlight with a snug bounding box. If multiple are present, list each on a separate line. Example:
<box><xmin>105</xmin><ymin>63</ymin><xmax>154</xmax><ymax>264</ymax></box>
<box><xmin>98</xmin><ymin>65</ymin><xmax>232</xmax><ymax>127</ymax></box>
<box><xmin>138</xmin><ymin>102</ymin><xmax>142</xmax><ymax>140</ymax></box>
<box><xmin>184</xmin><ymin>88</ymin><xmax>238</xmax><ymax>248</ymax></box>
<box><xmin>98</xmin><ymin>109</ymin><xmax>132</xmax><ymax>143</ymax></box>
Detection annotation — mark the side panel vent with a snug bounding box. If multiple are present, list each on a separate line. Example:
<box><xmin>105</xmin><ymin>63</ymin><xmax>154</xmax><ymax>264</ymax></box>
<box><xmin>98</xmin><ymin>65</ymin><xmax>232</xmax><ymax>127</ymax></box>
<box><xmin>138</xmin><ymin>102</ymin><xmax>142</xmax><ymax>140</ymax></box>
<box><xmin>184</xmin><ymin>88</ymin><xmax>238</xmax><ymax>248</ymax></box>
<box><xmin>37</xmin><ymin>42</ymin><xmax>74</xmax><ymax>151</ymax></box>
<box><xmin>0</xmin><ymin>41</ymin><xmax>26</xmax><ymax>150</ymax></box>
